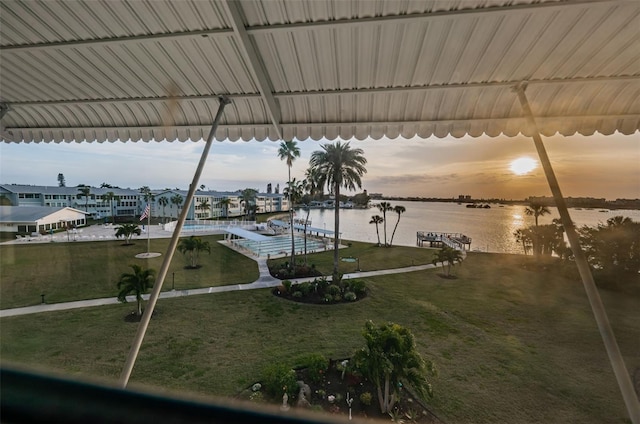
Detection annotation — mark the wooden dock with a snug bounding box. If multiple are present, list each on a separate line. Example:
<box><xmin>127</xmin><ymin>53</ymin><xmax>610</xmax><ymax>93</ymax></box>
<box><xmin>416</xmin><ymin>231</ymin><xmax>472</xmax><ymax>250</ymax></box>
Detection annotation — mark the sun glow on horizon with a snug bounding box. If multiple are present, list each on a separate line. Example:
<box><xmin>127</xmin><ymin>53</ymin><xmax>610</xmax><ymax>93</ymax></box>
<box><xmin>509</xmin><ymin>157</ymin><xmax>538</xmax><ymax>175</ymax></box>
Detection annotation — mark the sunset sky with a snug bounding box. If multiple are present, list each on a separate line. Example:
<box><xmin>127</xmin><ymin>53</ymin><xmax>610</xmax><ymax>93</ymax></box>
<box><xmin>1</xmin><ymin>131</ymin><xmax>638</xmax><ymax>200</ymax></box>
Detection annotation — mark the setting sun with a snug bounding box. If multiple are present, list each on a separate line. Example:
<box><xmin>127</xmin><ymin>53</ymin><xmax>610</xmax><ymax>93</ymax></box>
<box><xmin>509</xmin><ymin>157</ymin><xmax>538</xmax><ymax>175</ymax></box>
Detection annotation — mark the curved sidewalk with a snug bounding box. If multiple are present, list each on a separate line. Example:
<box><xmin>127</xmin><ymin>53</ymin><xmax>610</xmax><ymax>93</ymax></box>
<box><xmin>0</xmin><ymin>259</ymin><xmax>437</xmax><ymax>318</ymax></box>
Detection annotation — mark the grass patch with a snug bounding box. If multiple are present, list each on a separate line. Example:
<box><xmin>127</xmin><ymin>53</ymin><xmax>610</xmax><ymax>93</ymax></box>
<box><xmin>268</xmin><ymin>239</ymin><xmax>437</xmax><ymax>275</ymax></box>
<box><xmin>1</xmin><ymin>253</ymin><xmax>637</xmax><ymax>423</ymax></box>
<box><xmin>0</xmin><ymin>235</ymin><xmax>259</xmax><ymax>309</ymax></box>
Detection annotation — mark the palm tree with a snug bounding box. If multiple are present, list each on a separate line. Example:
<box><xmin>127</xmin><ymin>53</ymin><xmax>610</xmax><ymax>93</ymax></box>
<box><xmin>284</xmin><ymin>178</ymin><xmax>304</xmax><ymax>268</ymax></box>
<box><xmin>198</xmin><ymin>199</ymin><xmax>211</xmax><ymax>218</ymax></box>
<box><xmin>524</xmin><ymin>202</ymin><xmax>551</xmax><ymax>256</ymax></box>
<box><xmin>369</xmin><ymin>215</ymin><xmax>384</xmax><ymax>246</ymax></box>
<box><xmin>77</xmin><ymin>185</ymin><xmax>91</xmax><ymax>212</ymax></box>
<box><xmin>377</xmin><ymin>202</ymin><xmax>393</xmax><ymax>246</ymax></box>
<box><xmin>513</xmin><ymin>228</ymin><xmax>534</xmax><ymax>255</ymax></box>
<box><xmin>240</xmin><ymin>188</ymin><xmax>257</xmax><ymax>220</ymax></box>
<box><xmin>353</xmin><ymin>321</ymin><xmax>435</xmax><ymax>414</ymax></box>
<box><xmin>217</xmin><ymin>198</ymin><xmax>232</xmax><ymax>218</ymax></box>
<box><xmin>432</xmin><ymin>246</ymin><xmax>464</xmax><ymax>277</ymax></box>
<box><xmin>309</xmin><ymin>142</ymin><xmax>367</xmax><ymax>282</ymax></box>
<box><xmin>157</xmin><ymin>196</ymin><xmax>168</xmax><ymax>222</ymax></box>
<box><xmin>101</xmin><ymin>191</ymin><xmax>118</xmax><ymax>222</ymax></box>
<box><xmin>389</xmin><ymin>205</ymin><xmax>406</xmax><ymax>247</ymax></box>
<box><xmin>177</xmin><ymin>236</ymin><xmax>211</xmax><ymax>268</ymax></box>
<box><xmin>278</xmin><ymin>140</ymin><xmax>301</xmax><ymax>269</ymax></box>
<box><xmin>117</xmin><ymin>264</ymin><xmax>155</xmax><ymax>317</ymax></box>
<box><xmin>170</xmin><ymin>193</ymin><xmax>184</xmax><ymax>218</ymax></box>
<box><xmin>524</xmin><ymin>202</ymin><xmax>551</xmax><ymax>227</ymax></box>
<box><xmin>304</xmin><ymin>166</ymin><xmax>323</xmax><ymax>200</ymax></box>
<box><xmin>115</xmin><ymin>223</ymin><xmax>141</xmax><ymax>245</ymax></box>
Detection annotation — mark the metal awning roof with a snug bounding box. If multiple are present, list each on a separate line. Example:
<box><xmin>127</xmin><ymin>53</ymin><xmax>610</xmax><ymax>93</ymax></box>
<box><xmin>0</xmin><ymin>0</ymin><xmax>639</xmax><ymax>144</ymax></box>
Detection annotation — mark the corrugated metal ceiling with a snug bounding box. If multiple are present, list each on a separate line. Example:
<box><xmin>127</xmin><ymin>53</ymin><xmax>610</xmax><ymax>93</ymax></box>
<box><xmin>0</xmin><ymin>0</ymin><xmax>638</xmax><ymax>143</ymax></box>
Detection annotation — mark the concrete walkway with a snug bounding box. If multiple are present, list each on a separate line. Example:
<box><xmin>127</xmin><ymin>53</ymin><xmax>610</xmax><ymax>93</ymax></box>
<box><xmin>0</xmin><ymin>255</ymin><xmax>437</xmax><ymax>318</ymax></box>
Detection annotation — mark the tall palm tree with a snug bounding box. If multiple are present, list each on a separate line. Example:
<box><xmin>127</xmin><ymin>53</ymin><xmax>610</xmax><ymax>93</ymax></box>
<box><xmin>304</xmin><ymin>167</ymin><xmax>323</xmax><ymax>199</ymax></box>
<box><xmin>389</xmin><ymin>205</ymin><xmax>406</xmax><ymax>247</ymax></box>
<box><xmin>278</xmin><ymin>140</ymin><xmax>301</xmax><ymax>269</ymax></box>
<box><xmin>77</xmin><ymin>185</ymin><xmax>91</xmax><ymax>212</ymax></box>
<box><xmin>101</xmin><ymin>191</ymin><xmax>118</xmax><ymax>222</ymax></box>
<box><xmin>170</xmin><ymin>193</ymin><xmax>184</xmax><ymax>218</ymax></box>
<box><xmin>177</xmin><ymin>236</ymin><xmax>211</xmax><ymax>268</ymax></box>
<box><xmin>240</xmin><ymin>188</ymin><xmax>257</xmax><ymax>220</ymax></box>
<box><xmin>117</xmin><ymin>264</ymin><xmax>155</xmax><ymax>317</ymax></box>
<box><xmin>157</xmin><ymin>196</ymin><xmax>168</xmax><ymax>222</ymax></box>
<box><xmin>198</xmin><ymin>199</ymin><xmax>211</xmax><ymax>218</ymax></box>
<box><xmin>284</xmin><ymin>178</ymin><xmax>304</xmax><ymax>268</ymax></box>
<box><xmin>377</xmin><ymin>202</ymin><xmax>393</xmax><ymax>246</ymax></box>
<box><xmin>115</xmin><ymin>223</ymin><xmax>141</xmax><ymax>245</ymax></box>
<box><xmin>309</xmin><ymin>141</ymin><xmax>367</xmax><ymax>282</ymax></box>
<box><xmin>524</xmin><ymin>202</ymin><xmax>551</xmax><ymax>256</ymax></box>
<box><xmin>524</xmin><ymin>202</ymin><xmax>551</xmax><ymax>227</ymax></box>
<box><xmin>369</xmin><ymin>215</ymin><xmax>384</xmax><ymax>246</ymax></box>
<box><xmin>216</xmin><ymin>198</ymin><xmax>232</xmax><ymax>218</ymax></box>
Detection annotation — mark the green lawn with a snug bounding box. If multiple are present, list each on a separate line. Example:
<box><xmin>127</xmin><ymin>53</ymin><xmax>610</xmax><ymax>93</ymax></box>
<box><xmin>0</xmin><ymin>235</ymin><xmax>259</xmax><ymax>309</ymax></box>
<box><xmin>1</xmin><ymin>253</ymin><xmax>637</xmax><ymax>423</ymax></box>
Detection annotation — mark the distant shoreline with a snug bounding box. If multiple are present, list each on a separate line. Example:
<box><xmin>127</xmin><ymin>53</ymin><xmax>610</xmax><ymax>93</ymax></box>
<box><xmin>374</xmin><ymin>197</ymin><xmax>640</xmax><ymax>211</ymax></box>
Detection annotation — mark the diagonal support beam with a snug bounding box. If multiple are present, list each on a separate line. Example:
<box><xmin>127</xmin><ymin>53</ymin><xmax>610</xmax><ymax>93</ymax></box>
<box><xmin>221</xmin><ymin>0</ymin><xmax>282</xmax><ymax>140</ymax></box>
<box><xmin>513</xmin><ymin>82</ymin><xmax>640</xmax><ymax>424</ymax></box>
<box><xmin>119</xmin><ymin>96</ymin><xmax>231</xmax><ymax>388</ymax></box>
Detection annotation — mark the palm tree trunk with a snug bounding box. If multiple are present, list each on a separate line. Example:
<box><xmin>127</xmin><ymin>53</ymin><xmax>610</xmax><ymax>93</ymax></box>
<box><xmin>332</xmin><ymin>184</ymin><xmax>340</xmax><ymax>282</ymax></box>
<box><xmin>137</xmin><ymin>298</ymin><xmax>142</xmax><ymax>316</ymax></box>
<box><xmin>390</xmin><ymin>217</ymin><xmax>400</xmax><ymax>246</ymax></box>
<box><xmin>375</xmin><ymin>223</ymin><xmax>381</xmax><ymax>245</ymax></box>
<box><xmin>383</xmin><ymin>210</ymin><xmax>388</xmax><ymax>246</ymax></box>
<box><xmin>288</xmin><ymin>166</ymin><xmax>296</xmax><ymax>269</ymax></box>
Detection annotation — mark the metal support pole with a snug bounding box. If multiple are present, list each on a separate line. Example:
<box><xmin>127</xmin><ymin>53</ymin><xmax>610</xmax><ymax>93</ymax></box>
<box><xmin>119</xmin><ymin>96</ymin><xmax>230</xmax><ymax>388</ymax></box>
<box><xmin>514</xmin><ymin>82</ymin><xmax>640</xmax><ymax>424</ymax></box>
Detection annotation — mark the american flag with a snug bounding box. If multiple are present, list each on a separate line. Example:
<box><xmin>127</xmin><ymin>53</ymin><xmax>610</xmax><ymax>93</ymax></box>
<box><xmin>140</xmin><ymin>204</ymin><xmax>150</xmax><ymax>221</ymax></box>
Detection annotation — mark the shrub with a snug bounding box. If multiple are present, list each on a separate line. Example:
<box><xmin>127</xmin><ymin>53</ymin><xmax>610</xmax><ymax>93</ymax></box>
<box><xmin>298</xmin><ymin>281</ymin><xmax>312</xmax><ymax>296</ymax></box>
<box><xmin>315</xmin><ymin>277</ymin><xmax>330</xmax><ymax>293</ymax></box>
<box><xmin>298</xmin><ymin>353</ymin><xmax>329</xmax><ymax>383</ymax></box>
<box><xmin>261</xmin><ymin>363</ymin><xmax>298</xmax><ymax>399</ymax></box>
<box><xmin>282</xmin><ymin>280</ymin><xmax>292</xmax><ymax>293</ymax></box>
<box><xmin>348</xmin><ymin>279</ymin><xmax>366</xmax><ymax>296</ymax></box>
<box><xmin>327</xmin><ymin>284</ymin><xmax>341</xmax><ymax>296</ymax></box>
<box><xmin>333</xmin><ymin>294</ymin><xmax>342</xmax><ymax>302</ymax></box>
<box><xmin>360</xmin><ymin>392</ymin><xmax>372</xmax><ymax>406</ymax></box>
<box><xmin>344</xmin><ymin>291</ymin><xmax>357</xmax><ymax>302</ymax></box>
<box><xmin>292</xmin><ymin>291</ymin><xmax>303</xmax><ymax>298</ymax></box>
<box><xmin>324</xmin><ymin>293</ymin><xmax>334</xmax><ymax>303</ymax></box>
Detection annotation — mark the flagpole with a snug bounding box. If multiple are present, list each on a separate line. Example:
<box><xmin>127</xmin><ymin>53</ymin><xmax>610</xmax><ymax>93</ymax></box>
<box><xmin>147</xmin><ymin>204</ymin><xmax>151</xmax><ymax>255</ymax></box>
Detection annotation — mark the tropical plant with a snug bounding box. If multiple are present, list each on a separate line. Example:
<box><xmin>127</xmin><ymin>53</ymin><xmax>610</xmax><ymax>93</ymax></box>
<box><xmin>353</xmin><ymin>321</ymin><xmax>435</xmax><ymax>414</ymax></box>
<box><xmin>377</xmin><ymin>202</ymin><xmax>393</xmax><ymax>246</ymax></box>
<box><xmin>524</xmin><ymin>202</ymin><xmax>551</xmax><ymax>227</ymax></box>
<box><xmin>116</xmin><ymin>264</ymin><xmax>155</xmax><ymax>316</ymax></box>
<box><xmin>115</xmin><ymin>223</ymin><xmax>141</xmax><ymax>245</ymax></box>
<box><xmin>431</xmin><ymin>246</ymin><xmax>464</xmax><ymax>277</ymax></box>
<box><xmin>217</xmin><ymin>197</ymin><xmax>232</xmax><ymax>218</ymax></box>
<box><xmin>284</xmin><ymin>178</ymin><xmax>304</xmax><ymax>269</ymax></box>
<box><xmin>240</xmin><ymin>188</ymin><xmax>257</xmax><ymax>220</ymax></box>
<box><xmin>171</xmin><ymin>193</ymin><xmax>184</xmax><ymax>216</ymax></box>
<box><xmin>278</xmin><ymin>140</ymin><xmax>301</xmax><ymax>269</ymax></box>
<box><xmin>579</xmin><ymin>215</ymin><xmax>640</xmax><ymax>276</ymax></box>
<box><xmin>370</xmin><ymin>215</ymin><xmax>384</xmax><ymax>246</ymax></box>
<box><xmin>513</xmin><ymin>228</ymin><xmax>534</xmax><ymax>255</ymax></box>
<box><xmin>101</xmin><ymin>191</ymin><xmax>118</xmax><ymax>221</ymax></box>
<box><xmin>389</xmin><ymin>205</ymin><xmax>406</xmax><ymax>246</ymax></box>
<box><xmin>77</xmin><ymin>185</ymin><xmax>91</xmax><ymax>212</ymax></box>
<box><xmin>309</xmin><ymin>141</ymin><xmax>367</xmax><ymax>282</ymax></box>
<box><xmin>177</xmin><ymin>235</ymin><xmax>211</xmax><ymax>268</ymax></box>
<box><xmin>198</xmin><ymin>199</ymin><xmax>211</xmax><ymax>218</ymax></box>
<box><xmin>157</xmin><ymin>196</ymin><xmax>168</xmax><ymax>222</ymax></box>
<box><xmin>57</xmin><ymin>173</ymin><xmax>65</xmax><ymax>187</ymax></box>
<box><xmin>304</xmin><ymin>167</ymin><xmax>323</xmax><ymax>199</ymax></box>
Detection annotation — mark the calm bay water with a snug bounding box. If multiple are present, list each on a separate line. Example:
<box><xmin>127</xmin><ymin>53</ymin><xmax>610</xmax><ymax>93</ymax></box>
<box><xmin>298</xmin><ymin>201</ymin><xmax>640</xmax><ymax>254</ymax></box>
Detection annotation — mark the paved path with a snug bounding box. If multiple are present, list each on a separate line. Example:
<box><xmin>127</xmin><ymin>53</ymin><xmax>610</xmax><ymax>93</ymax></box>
<box><xmin>0</xmin><ymin>255</ymin><xmax>437</xmax><ymax>318</ymax></box>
